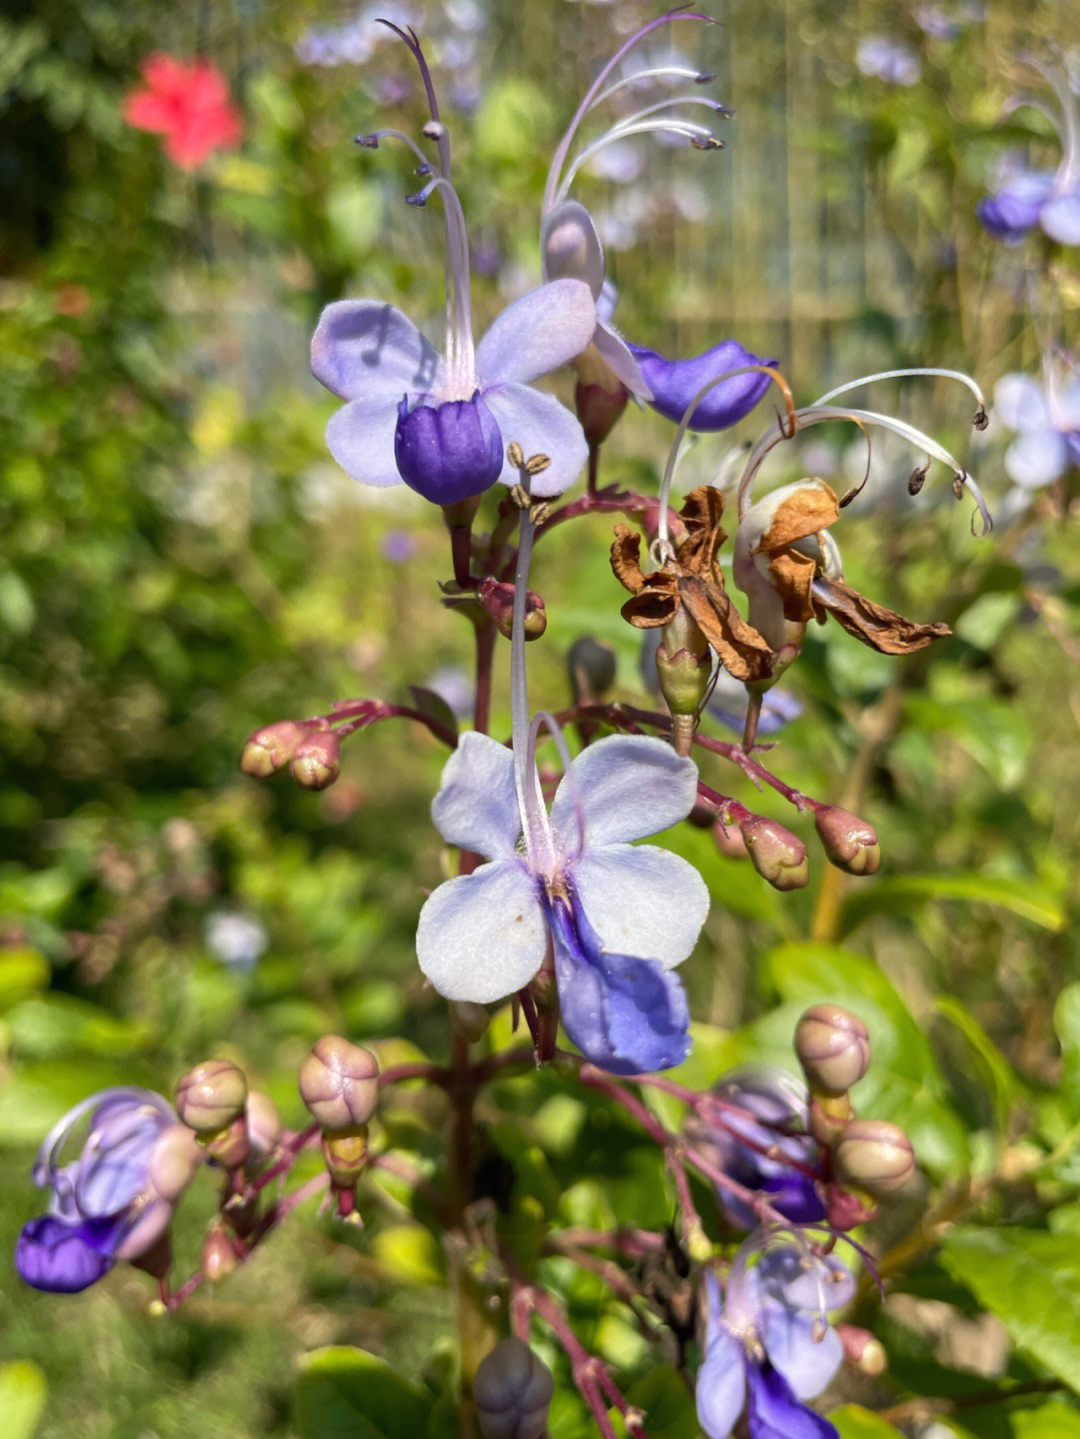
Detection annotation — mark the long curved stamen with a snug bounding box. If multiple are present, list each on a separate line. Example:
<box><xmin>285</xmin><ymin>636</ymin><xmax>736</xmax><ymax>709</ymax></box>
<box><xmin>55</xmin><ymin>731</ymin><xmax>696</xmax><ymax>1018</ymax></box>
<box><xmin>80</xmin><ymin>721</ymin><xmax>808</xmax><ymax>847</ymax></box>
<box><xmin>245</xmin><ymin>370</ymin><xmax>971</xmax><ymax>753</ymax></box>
<box><xmin>376</xmin><ymin>20</ymin><xmax>452</xmax><ymax>178</ymax></box>
<box><xmin>560</xmin><ymin>120</ymin><xmax>723</xmax><ymax>196</ymax></box>
<box><xmin>813</xmin><ymin>367</ymin><xmax>987</xmax><ymax>421</ymax></box>
<box><xmin>510</xmin><ymin>512</ymin><xmax>554</xmax><ymax>874</ymax></box>
<box><xmin>654</xmin><ymin>365</ymin><xmax>796</xmax><ymax>557</ymax></box>
<box><xmin>735</xmin><ymin>404</ymin><xmax>992</xmax><ymax>535</ymax></box>
<box><xmin>592</xmin><ymin>64</ymin><xmax>723</xmax><ymax>111</ymax></box>
<box><xmin>356</xmin><ymin>127</ymin><xmax>434</xmax><ymax>171</ymax></box>
<box><xmin>418</xmin><ymin>175</ymin><xmax>475</xmax><ymax>393</ymax></box>
<box><xmin>531</xmin><ymin>710</ymin><xmax>583</xmax><ymax>862</ymax></box>
<box><xmin>543</xmin><ymin>9</ymin><xmax>717</xmax><ymax>214</ymax></box>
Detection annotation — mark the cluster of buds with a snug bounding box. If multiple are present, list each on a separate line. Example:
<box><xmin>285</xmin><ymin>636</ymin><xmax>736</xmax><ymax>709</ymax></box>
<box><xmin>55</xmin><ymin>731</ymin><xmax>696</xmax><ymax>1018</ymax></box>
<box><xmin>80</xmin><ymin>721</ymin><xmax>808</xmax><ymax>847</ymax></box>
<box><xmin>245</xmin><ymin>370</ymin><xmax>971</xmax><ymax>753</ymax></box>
<box><xmin>794</xmin><ymin>1003</ymin><xmax>915</xmax><ymax>1227</ymax></box>
<box><xmin>240</xmin><ymin>718</ymin><xmax>341</xmax><ymax>790</ymax></box>
<box><xmin>298</xmin><ymin>1035</ymin><xmax>380</xmax><ymax>1220</ymax></box>
<box><xmin>711</xmin><ymin>801</ymin><xmax>880</xmax><ymax>892</ymax></box>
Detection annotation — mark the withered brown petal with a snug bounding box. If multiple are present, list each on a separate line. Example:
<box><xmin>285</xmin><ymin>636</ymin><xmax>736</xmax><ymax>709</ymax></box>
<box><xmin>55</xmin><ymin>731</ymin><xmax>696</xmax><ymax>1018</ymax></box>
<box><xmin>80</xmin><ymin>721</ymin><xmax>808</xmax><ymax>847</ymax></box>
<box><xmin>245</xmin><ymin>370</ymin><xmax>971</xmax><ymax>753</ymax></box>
<box><xmin>679</xmin><ymin>487</ymin><xmax>729</xmax><ymax>574</ymax></box>
<box><xmin>678</xmin><ymin>576</ymin><xmax>774</xmax><ymax>683</ymax></box>
<box><xmin>768</xmin><ymin>547</ymin><xmax>817</xmax><ymax>624</ymax></box>
<box><xmin>620</xmin><ymin>591</ymin><xmax>679</xmax><ymax>629</ymax></box>
<box><xmin>758</xmin><ymin>483</ymin><xmax>841</xmax><ymax>553</ymax></box>
<box><xmin>812</xmin><ymin>576</ymin><xmax>952</xmax><ymax>653</ymax></box>
<box><xmin>610</xmin><ymin>524</ymin><xmax>649</xmax><ymax>595</ymax></box>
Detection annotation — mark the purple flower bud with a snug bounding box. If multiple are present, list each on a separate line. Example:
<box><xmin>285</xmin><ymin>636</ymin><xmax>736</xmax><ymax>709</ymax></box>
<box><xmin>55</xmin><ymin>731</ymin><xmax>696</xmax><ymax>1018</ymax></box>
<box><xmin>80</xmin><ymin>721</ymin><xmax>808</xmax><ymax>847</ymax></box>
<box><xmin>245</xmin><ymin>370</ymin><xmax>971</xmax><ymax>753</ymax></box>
<box><xmin>176</xmin><ymin>1060</ymin><xmax>248</xmax><ymax>1135</ymax></box>
<box><xmin>290</xmin><ymin>730</ymin><xmax>341</xmax><ymax>791</ymax></box>
<box><xmin>814</xmin><ymin>806</ymin><xmax>881</xmax><ymax>875</ymax></box>
<box><xmin>299</xmin><ymin>1036</ymin><xmax>380</xmax><ymax>1130</ymax></box>
<box><xmin>394</xmin><ymin>392</ymin><xmax>504</xmax><ymax>505</ymax></box>
<box><xmin>795</xmin><ymin>1004</ymin><xmax>871</xmax><ymax>1096</ymax></box>
<box><xmin>480</xmin><ymin>578</ymin><xmax>546</xmax><ymax>640</ymax></box>
<box><xmin>201</xmin><ymin>1225</ymin><xmax>237</xmax><ymax>1282</ymax></box>
<box><xmin>712</xmin><ymin>815</ymin><xmax>748</xmax><ymax>860</ymax></box>
<box><xmin>626</xmin><ymin>338</ymin><xmax>775</xmax><ymax>430</ymax></box>
<box><xmin>240</xmin><ymin>720</ymin><xmax>310</xmax><ymax>777</ymax></box>
<box><xmin>833</xmin><ymin>1119</ymin><xmax>916</xmax><ymax>1196</ymax></box>
<box><xmin>574</xmin><ymin>371</ymin><xmax>629</xmax><ymax>447</ymax></box>
<box><xmin>837</xmin><ymin>1324</ymin><xmax>887</xmax><ymax>1375</ymax></box>
<box><xmin>474</xmin><ymin>1337</ymin><xmax>554</xmax><ymax>1439</ymax></box>
<box><xmin>740</xmin><ymin>816</ymin><xmax>809</xmax><ymax>890</ymax></box>
<box><xmin>245</xmin><ymin>1091</ymin><xmax>282</xmax><ymax>1158</ymax></box>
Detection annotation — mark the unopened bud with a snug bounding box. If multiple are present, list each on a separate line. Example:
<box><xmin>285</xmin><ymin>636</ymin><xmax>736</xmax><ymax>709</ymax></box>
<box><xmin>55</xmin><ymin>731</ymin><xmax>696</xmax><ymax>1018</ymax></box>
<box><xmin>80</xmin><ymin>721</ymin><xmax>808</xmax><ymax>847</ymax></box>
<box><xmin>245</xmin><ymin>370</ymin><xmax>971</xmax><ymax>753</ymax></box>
<box><xmin>290</xmin><ymin>730</ymin><xmax>341</xmax><ymax>790</ymax></box>
<box><xmin>245</xmin><ymin>1091</ymin><xmax>282</xmax><ymax>1158</ymax></box>
<box><xmin>474</xmin><ymin>1337</ymin><xmax>554</xmax><ymax>1439</ymax></box>
<box><xmin>202</xmin><ymin>1225</ymin><xmax>237</xmax><ymax>1282</ymax></box>
<box><xmin>824</xmin><ymin>1182</ymin><xmax>877</xmax><ymax>1230</ymax></box>
<box><xmin>205</xmin><ymin>1114</ymin><xmax>250</xmax><ymax>1169</ymax></box>
<box><xmin>321</xmin><ymin>1125</ymin><xmax>369</xmax><ymax>1186</ymax></box>
<box><xmin>567</xmin><ymin>636</ymin><xmax>617</xmax><ymax>701</ymax></box>
<box><xmin>479</xmin><ymin>578</ymin><xmax>546</xmax><ymax>640</ymax></box>
<box><xmin>655</xmin><ymin>613</ymin><xmax>711</xmax><ymax>717</ymax></box>
<box><xmin>833</xmin><ymin>1119</ymin><xmax>916</xmax><ymax>1197</ymax></box>
<box><xmin>713</xmin><ymin>814</ymin><xmax>748</xmax><ymax>859</ymax></box>
<box><xmin>451</xmin><ymin>1001</ymin><xmax>490</xmax><ymax>1043</ymax></box>
<box><xmin>176</xmin><ymin>1060</ymin><xmax>248</xmax><ymax>1135</ymax></box>
<box><xmin>741</xmin><ymin>817</ymin><xmax>809</xmax><ymax>890</ymax></box>
<box><xmin>240</xmin><ymin>720</ymin><xmax>309</xmax><ymax>777</ymax></box>
<box><xmin>837</xmin><ymin>1324</ymin><xmax>888</xmax><ymax>1376</ymax></box>
<box><xmin>147</xmin><ymin>1123</ymin><xmax>204</xmax><ymax>1202</ymax></box>
<box><xmin>299</xmin><ymin>1036</ymin><xmax>380</xmax><ymax>1130</ymax></box>
<box><xmin>795</xmin><ymin>1004</ymin><xmax>871</xmax><ymax>1096</ymax></box>
<box><xmin>814</xmin><ymin>806</ymin><xmax>881</xmax><ymax>875</ymax></box>
<box><xmin>574</xmin><ymin>375</ymin><xmax>629</xmax><ymax>448</ymax></box>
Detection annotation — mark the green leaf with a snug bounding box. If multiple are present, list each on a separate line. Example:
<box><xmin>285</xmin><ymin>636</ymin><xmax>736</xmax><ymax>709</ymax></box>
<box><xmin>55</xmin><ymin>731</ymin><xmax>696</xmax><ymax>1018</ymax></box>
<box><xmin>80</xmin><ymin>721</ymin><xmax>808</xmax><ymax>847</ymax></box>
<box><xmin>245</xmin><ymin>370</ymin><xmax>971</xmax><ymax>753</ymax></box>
<box><xmin>830</xmin><ymin>1405</ymin><xmax>905</xmax><ymax>1438</ymax></box>
<box><xmin>1011</xmin><ymin>1401</ymin><xmax>1080</xmax><ymax>1437</ymax></box>
<box><xmin>408</xmin><ymin>686</ymin><xmax>459</xmax><ymax>741</ymax></box>
<box><xmin>934</xmin><ymin>995</ymin><xmax>1021</xmax><ymax>1128</ymax></box>
<box><xmin>1055</xmin><ymin>984</ymin><xmax>1080</xmax><ymax>1099</ymax></box>
<box><xmin>293</xmin><ymin>1347</ymin><xmax>433</xmax><ymax>1439</ymax></box>
<box><xmin>0</xmin><ymin>948</ymin><xmax>50</xmax><ymax>1011</ymax></box>
<box><xmin>940</xmin><ymin>1227</ymin><xmax>1080</xmax><ymax>1392</ymax></box>
<box><xmin>0</xmin><ymin>1361</ymin><xmax>47</xmax><ymax>1439</ymax></box>
<box><xmin>624</xmin><ymin>1366</ymin><xmax>698</xmax><ymax>1439</ymax></box>
<box><xmin>371</xmin><ymin>1224</ymin><xmax>445</xmax><ymax>1285</ymax></box>
<box><xmin>841</xmin><ymin>872</ymin><xmax>1066</xmax><ymax>935</ymax></box>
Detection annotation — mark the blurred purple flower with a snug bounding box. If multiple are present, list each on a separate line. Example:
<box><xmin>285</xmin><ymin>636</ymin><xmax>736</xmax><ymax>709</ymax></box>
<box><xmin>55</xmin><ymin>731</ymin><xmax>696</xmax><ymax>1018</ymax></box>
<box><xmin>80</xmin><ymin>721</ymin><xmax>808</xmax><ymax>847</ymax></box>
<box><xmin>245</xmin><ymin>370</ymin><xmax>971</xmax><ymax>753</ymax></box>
<box><xmin>686</xmin><ymin>1067</ymin><xmax>825</xmax><ymax>1227</ymax></box>
<box><xmin>696</xmin><ymin>1242</ymin><xmax>852</xmax><ymax>1439</ymax></box>
<box><xmin>415</xmin><ymin>730</ymin><xmax>708</xmax><ymax>1073</ymax></box>
<box><xmin>205</xmin><ymin>911</ymin><xmax>267</xmax><ymax>973</ymax></box>
<box><xmin>382</xmin><ymin>528</ymin><xmax>419</xmax><ymax>562</ymax></box>
<box><xmin>16</xmin><ymin>1089</ymin><xmax>201</xmax><ymax>1293</ymax></box>
<box><xmin>993</xmin><ymin>358</ymin><xmax>1080</xmax><ymax>489</ymax></box>
<box><xmin>855</xmin><ymin>36</ymin><xmax>922</xmax><ymax>86</ymax></box>
<box><xmin>978</xmin><ymin>56</ymin><xmax>1080</xmax><ymax>245</ymax></box>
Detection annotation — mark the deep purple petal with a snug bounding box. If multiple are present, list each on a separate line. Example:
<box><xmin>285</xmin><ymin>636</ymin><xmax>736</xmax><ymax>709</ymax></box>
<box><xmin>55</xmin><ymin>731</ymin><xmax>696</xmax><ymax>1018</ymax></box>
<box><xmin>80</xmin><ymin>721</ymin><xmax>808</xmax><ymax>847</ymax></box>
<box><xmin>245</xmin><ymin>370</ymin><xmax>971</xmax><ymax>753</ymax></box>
<box><xmin>394</xmin><ymin>393</ymin><xmax>504</xmax><ymax>504</ymax></box>
<box><xmin>16</xmin><ymin>1215</ymin><xmax>119</xmax><ymax>1293</ymax></box>
<box><xmin>745</xmin><ymin>1362</ymin><xmax>838</xmax><ymax>1439</ymax></box>
<box><xmin>625</xmin><ymin>339</ymin><xmax>775</xmax><ymax>430</ymax></box>
<box><xmin>976</xmin><ymin>190</ymin><xmax>1044</xmax><ymax>242</ymax></box>
<box><xmin>548</xmin><ymin>898</ymin><xmax>690</xmax><ymax>1075</ymax></box>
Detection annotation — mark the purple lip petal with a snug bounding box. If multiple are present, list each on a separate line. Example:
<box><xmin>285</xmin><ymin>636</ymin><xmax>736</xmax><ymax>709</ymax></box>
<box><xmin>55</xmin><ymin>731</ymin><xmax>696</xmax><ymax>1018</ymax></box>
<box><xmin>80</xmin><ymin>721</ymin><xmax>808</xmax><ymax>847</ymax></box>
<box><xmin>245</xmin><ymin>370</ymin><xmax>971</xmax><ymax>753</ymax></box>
<box><xmin>393</xmin><ymin>392</ymin><xmax>504</xmax><ymax>504</ymax></box>
<box><xmin>626</xmin><ymin>339</ymin><xmax>776</xmax><ymax>429</ymax></box>
<box><xmin>745</xmin><ymin>1362</ymin><xmax>839</xmax><ymax>1439</ymax></box>
<box><xmin>16</xmin><ymin>1215</ymin><xmax>121</xmax><ymax>1293</ymax></box>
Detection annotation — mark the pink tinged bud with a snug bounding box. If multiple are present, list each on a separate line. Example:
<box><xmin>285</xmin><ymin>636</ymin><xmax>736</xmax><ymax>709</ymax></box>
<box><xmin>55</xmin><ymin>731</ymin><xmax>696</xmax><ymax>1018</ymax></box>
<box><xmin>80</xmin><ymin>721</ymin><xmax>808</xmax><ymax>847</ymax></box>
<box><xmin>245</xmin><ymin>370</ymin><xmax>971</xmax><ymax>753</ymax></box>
<box><xmin>474</xmin><ymin>1337</ymin><xmax>555</xmax><ymax>1439</ymax></box>
<box><xmin>837</xmin><ymin>1324</ymin><xmax>888</xmax><ymax>1376</ymax></box>
<box><xmin>240</xmin><ymin>720</ymin><xmax>309</xmax><ymax>777</ymax></box>
<box><xmin>112</xmin><ymin>1197</ymin><xmax>175</xmax><ymax>1263</ymax></box>
<box><xmin>202</xmin><ymin>1225</ymin><xmax>237</xmax><ymax>1282</ymax></box>
<box><xmin>147</xmin><ymin>1123</ymin><xmax>203</xmax><ymax>1202</ymax></box>
<box><xmin>833</xmin><ymin>1119</ymin><xmax>916</xmax><ymax>1197</ymax></box>
<box><xmin>290</xmin><ymin>730</ymin><xmax>341</xmax><ymax>790</ymax></box>
<box><xmin>245</xmin><ymin>1091</ymin><xmax>282</xmax><ymax>1158</ymax></box>
<box><xmin>299</xmin><ymin>1036</ymin><xmax>380</xmax><ymax>1130</ymax></box>
<box><xmin>479</xmin><ymin>578</ymin><xmax>546</xmax><ymax>640</ymax></box>
<box><xmin>795</xmin><ymin>1004</ymin><xmax>871</xmax><ymax>1096</ymax></box>
<box><xmin>824</xmin><ymin>1182</ymin><xmax>878</xmax><ymax>1231</ymax></box>
<box><xmin>713</xmin><ymin>814</ymin><xmax>748</xmax><ymax>859</ymax></box>
<box><xmin>176</xmin><ymin>1060</ymin><xmax>248</xmax><ymax>1134</ymax></box>
<box><xmin>574</xmin><ymin>373</ymin><xmax>629</xmax><ymax>447</ymax></box>
<box><xmin>740</xmin><ymin>816</ymin><xmax>809</xmax><ymax>890</ymax></box>
<box><xmin>814</xmin><ymin>806</ymin><xmax>881</xmax><ymax>875</ymax></box>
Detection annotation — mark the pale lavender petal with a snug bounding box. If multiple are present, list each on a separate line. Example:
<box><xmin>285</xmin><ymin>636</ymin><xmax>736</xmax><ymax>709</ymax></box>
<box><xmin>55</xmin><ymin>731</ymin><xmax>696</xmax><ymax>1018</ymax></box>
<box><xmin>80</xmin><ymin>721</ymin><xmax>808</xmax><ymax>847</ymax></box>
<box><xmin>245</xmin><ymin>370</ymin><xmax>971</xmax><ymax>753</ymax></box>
<box><xmin>761</xmin><ymin>1308</ymin><xmax>843</xmax><ymax>1400</ymax></box>
<box><xmin>475</xmin><ymin>279</ymin><xmax>596</xmax><ymax>385</ymax></box>
<box><xmin>1041</xmin><ymin>193</ymin><xmax>1080</xmax><ymax>245</ymax></box>
<box><xmin>415</xmin><ymin>860</ymin><xmax>547</xmax><ymax>1003</ymax></box>
<box><xmin>745</xmin><ymin>1363</ymin><xmax>838</xmax><ymax>1439</ymax></box>
<box><xmin>325</xmin><ymin>397</ymin><xmax>405</xmax><ymax>487</ymax></box>
<box><xmin>1056</xmin><ymin>376</ymin><xmax>1080</xmax><ymax>430</ymax></box>
<box><xmin>758</xmin><ymin>1249</ymin><xmax>855</xmax><ymax>1316</ymax></box>
<box><xmin>431</xmin><ymin>731</ymin><xmax>522</xmax><ymax>858</ymax></box>
<box><xmin>571</xmin><ymin>844</ymin><xmax>708</xmax><ymax>969</ymax></box>
<box><xmin>541</xmin><ymin>201</ymin><xmax>606</xmax><ymax>297</ymax></box>
<box><xmin>593</xmin><ymin>319</ymin><xmax>651</xmax><ymax>397</ymax></box>
<box><xmin>695</xmin><ymin>1326</ymin><xmax>747</xmax><ymax>1439</ymax></box>
<box><xmin>311</xmin><ymin>300</ymin><xmax>441</xmax><ymax>401</ymax></box>
<box><xmin>549</xmin><ymin>735</ymin><xmax>699</xmax><ymax>849</ymax></box>
<box><xmin>993</xmin><ymin>374</ymin><xmax>1051</xmax><ymax>432</ymax></box>
<box><xmin>1005</xmin><ymin>430</ymin><xmax>1068</xmax><ymax>488</ymax></box>
<box><xmin>482</xmin><ymin>385</ymin><xmax>588</xmax><ymax>496</ymax></box>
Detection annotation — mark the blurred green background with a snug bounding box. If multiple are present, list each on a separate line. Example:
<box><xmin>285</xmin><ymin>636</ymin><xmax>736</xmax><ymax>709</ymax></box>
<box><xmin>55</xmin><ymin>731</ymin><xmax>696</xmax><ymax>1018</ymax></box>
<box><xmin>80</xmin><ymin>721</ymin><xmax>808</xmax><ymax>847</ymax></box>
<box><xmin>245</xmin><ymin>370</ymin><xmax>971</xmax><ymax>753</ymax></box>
<box><xmin>2</xmin><ymin>0</ymin><xmax>1080</xmax><ymax>1435</ymax></box>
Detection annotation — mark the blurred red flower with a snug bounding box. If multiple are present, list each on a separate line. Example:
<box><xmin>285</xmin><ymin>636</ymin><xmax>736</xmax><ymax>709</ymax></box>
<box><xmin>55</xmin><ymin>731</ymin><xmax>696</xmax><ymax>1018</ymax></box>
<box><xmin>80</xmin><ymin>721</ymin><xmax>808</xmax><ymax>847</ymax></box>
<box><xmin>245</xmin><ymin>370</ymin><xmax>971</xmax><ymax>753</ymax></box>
<box><xmin>123</xmin><ymin>55</ymin><xmax>243</xmax><ymax>169</ymax></box>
